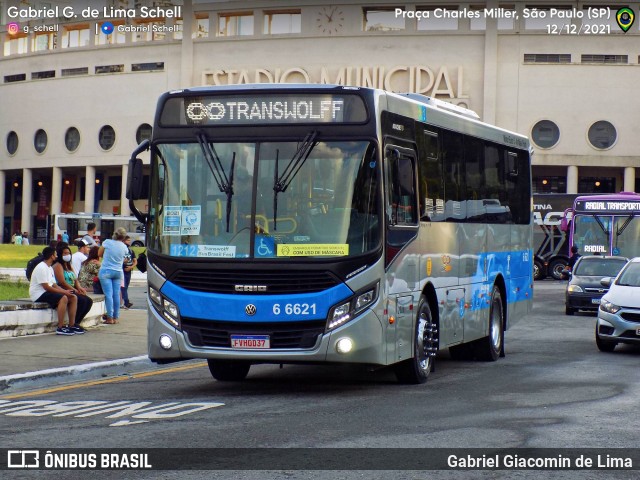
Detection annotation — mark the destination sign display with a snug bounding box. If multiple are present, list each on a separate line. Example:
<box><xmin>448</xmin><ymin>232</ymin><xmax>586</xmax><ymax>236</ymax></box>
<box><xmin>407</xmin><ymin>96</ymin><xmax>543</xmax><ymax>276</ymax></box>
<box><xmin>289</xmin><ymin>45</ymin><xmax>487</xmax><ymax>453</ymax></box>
<box><xmin>576</xmin><ymin>200</ymin><xmax>640</xmax><ymax>213</ymax></box>
<box><xmin>159</xmin><ymin>94</ymin><xmax>368</xmax><ymax>126</ymax></box>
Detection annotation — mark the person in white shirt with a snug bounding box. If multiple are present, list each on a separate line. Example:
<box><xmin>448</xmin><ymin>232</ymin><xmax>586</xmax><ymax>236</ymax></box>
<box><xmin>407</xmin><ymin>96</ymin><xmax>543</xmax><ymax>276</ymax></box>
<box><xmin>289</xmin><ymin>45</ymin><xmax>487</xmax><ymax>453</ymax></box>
<box><xmin>71</xmin><ymin>239</ymin><xmax>90</xmax><ymax>276</ymax></box>
<box><xmin>29</xmin><ymin>246</ymin><xmax>82</xmax><ymax>336</ymax></box>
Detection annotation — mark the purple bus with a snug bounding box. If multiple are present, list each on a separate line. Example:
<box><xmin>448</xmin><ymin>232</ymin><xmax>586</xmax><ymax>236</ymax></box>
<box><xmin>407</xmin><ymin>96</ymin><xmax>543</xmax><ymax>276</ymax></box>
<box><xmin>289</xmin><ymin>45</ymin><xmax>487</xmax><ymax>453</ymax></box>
<box><xmin>561</xmin><ymin>192</ymin><xmax>640</xmax><ymax>258</ymax></box>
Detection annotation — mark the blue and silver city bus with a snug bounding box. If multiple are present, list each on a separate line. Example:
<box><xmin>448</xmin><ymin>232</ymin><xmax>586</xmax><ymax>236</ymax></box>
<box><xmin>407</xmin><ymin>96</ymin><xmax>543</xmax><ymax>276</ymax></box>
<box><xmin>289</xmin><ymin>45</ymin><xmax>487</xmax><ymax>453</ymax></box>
<box><xmin>126</xmin><ymin>84</ymin><xmax>533</xmax><ymax>384</ymax></box>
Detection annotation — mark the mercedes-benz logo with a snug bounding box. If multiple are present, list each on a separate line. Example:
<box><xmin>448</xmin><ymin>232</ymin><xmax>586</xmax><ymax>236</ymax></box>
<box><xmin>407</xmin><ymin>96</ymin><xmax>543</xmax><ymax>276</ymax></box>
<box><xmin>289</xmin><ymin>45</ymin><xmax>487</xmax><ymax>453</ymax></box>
<box><xmin>245</xmin><ymin>304</ymin><xmax>257</xmax><ymax>316</ymax></box>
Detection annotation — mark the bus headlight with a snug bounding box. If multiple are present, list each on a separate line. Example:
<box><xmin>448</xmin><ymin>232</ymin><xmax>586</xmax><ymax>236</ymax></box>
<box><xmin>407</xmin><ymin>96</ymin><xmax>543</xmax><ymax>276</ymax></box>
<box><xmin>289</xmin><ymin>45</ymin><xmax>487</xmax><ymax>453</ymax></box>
<box><xmin>326</xmin><ymin>282</ymin><xmax>379</xmax><ymax>332</ymax></box>
<box><xmin>149</xmin><ymin>287</ymin><xmax>162</xmax><ymax>305</ymax></box>
<box><xmin>328</xmin><ymin>302</ymin><xmax>351</xmax><ymax>330</ymax></box>
<box><xmin>149</xmin><ymin>287</ymin><xmax>181</xmax><ymax>328</ymax></box>
<box><xmin>163</xmin><ymin>299</ymin><xmax>179</xmax><ymax>318</ymax></box>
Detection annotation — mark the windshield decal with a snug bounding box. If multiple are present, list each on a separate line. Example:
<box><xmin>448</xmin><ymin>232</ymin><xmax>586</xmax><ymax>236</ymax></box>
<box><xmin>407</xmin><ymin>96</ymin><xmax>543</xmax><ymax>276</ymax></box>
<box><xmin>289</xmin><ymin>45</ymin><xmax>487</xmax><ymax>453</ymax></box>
<box><xmin>163</xmin><ymin>207</ymin><xmax>182</xmax><ymax>234</ymax></box>
<box><xmin>162</xmin><ymin>206</ymin><xmax>202</xmax><ymax>235</ymax></box>
<box><xmin>170</xmin><ymin>244</ymin><xmax>236</xmax><ymax>258</ymax></box>
<box><xmin>277</xmin><ymin>244</ymin><xmax>349</xmax><ymax>257</ymax></box>
<box><xmin>181</xmin><ymin>206</ymin><xmax>201</xmax><ymax>235</ymax></box>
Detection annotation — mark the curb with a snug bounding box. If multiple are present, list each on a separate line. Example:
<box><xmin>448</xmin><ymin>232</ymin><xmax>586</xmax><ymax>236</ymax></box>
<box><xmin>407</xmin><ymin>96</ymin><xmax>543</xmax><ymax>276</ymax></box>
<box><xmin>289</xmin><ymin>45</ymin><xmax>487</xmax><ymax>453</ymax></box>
<box><xmin>0</xmin><ymin>355</ymin><xmax>151</xmax><ymax>393</ymax></box>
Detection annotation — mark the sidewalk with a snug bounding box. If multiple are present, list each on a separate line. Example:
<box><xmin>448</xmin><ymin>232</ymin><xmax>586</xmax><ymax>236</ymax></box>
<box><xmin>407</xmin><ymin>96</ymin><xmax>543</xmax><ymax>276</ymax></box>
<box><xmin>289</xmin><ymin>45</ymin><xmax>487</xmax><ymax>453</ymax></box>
<box><xmin>0</xmin><ymin>308</ymin><xmax>151</xmax><ymax>392</ymax></box>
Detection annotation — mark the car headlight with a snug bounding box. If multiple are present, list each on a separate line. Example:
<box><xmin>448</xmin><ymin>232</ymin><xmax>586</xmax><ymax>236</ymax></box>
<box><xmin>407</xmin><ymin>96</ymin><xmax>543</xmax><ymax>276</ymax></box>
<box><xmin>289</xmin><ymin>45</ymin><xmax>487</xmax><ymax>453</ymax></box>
<box><xmin>567</xmin><ymin>285</ymin><xmax>584</xmax><ymax>293</ymax></box>
<box><xmin>600</xmin><ymin>299</ymin><xmax>620</xmax><ymax>314</ymax></box>
<box><xmin>326</xmin><ymin>282</ymin><xmax>379</xmax><ymax>332</ymax></box>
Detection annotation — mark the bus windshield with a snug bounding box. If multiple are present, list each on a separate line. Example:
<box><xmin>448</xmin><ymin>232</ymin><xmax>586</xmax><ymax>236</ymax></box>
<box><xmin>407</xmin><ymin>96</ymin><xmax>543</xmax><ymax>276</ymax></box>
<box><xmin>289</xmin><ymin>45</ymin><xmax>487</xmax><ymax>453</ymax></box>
<box><xmin>573</xmin><ymin>215</ymin><xmax>611</xmax><ymax>255</ymax></box>
<box><xmin>150</xmin><ymin>140</ymin><xmax>380</xmax><ymax>259</ymax></box>
<box><xmin>613</xmin><ymin>216</ymin><xmax>640</xmax><ymax>258</ymax></box>
<box><xmin>573</xmin><ymin>214</ymin><xmax>640</xmax><ymax>258</ymax></box>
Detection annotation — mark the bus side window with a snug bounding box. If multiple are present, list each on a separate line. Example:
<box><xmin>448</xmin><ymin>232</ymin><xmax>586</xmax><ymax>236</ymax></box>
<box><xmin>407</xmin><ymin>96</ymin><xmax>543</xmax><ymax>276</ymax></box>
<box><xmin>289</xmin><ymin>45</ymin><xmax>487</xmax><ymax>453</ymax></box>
<box><xmin>386</xmin><ymin>148</ymin><xmax>417</xmax><ymax>226</ymax></box>
<box><xmin>417</xmin><ymin>129</ymin><xmax>442</xmax><ymax>221</ymax></box>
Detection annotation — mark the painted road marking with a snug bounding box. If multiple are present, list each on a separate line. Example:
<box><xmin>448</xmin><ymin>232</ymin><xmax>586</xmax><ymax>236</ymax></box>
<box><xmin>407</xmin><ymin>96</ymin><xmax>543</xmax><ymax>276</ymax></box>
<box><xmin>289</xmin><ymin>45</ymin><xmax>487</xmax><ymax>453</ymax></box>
<box><xmin>0</xmin><ymin>398</ymin><xmax>224</xmax><ymax>427</ymax></box>
<box><xmin>0</xmin><ymin>361</ymin><xmax>208</xmax><ymax>400</ymax></box>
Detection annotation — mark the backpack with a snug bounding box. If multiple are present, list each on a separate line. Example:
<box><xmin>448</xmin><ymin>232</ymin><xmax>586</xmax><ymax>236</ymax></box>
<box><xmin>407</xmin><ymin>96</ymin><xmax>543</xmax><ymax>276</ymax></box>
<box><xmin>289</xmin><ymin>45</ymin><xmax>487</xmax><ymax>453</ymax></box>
<box><xmin>137</xmin><ymin>251</ymin><xmax>147</xmax><ymax>273</ymax></box>
<box><xmin>26</xmin><ymin>253</ymin><xmax>44</xmax><ymax>280</ymax></box>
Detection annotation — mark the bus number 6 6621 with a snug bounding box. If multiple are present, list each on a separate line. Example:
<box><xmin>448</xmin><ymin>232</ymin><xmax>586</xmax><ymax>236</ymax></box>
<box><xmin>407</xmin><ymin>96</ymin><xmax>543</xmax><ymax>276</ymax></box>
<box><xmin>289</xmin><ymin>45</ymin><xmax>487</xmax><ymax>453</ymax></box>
<box><xmin>273</xmin><ymin>303</ymin><xmax>317</xmax><ymax>316</ymax></box>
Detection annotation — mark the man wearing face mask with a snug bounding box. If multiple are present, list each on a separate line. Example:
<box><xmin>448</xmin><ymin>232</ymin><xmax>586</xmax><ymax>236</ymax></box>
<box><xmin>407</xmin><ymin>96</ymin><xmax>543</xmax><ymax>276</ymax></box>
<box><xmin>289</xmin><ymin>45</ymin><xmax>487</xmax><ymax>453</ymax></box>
<box><xmin>53</xmin><ymin>243</ymin><xmax>93</xmax><ymax>332</ymax></box>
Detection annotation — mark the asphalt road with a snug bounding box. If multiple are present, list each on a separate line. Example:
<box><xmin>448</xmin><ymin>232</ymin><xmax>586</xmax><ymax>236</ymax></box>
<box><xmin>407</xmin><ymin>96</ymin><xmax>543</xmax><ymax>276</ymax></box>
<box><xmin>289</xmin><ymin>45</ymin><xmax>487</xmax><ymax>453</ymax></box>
<box><xmin>1</xmin><ymin>281</ymin><xmax>639</xmax><ymax>479</ymax></box>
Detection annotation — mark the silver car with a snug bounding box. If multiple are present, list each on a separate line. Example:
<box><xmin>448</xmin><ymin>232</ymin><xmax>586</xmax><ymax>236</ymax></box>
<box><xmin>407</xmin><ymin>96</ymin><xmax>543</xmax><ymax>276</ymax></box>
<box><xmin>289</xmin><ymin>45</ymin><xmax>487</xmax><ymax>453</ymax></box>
<box><xmin>596</xmin><ymin>257</ymin><xmax>640</xmax><ymax>352</ymax></box>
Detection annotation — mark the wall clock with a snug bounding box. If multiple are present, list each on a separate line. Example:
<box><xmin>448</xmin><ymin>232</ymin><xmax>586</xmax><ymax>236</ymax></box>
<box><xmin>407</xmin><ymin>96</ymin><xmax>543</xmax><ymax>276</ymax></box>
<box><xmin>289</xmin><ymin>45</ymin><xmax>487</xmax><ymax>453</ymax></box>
<box><xmin>315</xmin><ymin>6</ymin><xmax>344</xmax><ymax>35</ymax></box>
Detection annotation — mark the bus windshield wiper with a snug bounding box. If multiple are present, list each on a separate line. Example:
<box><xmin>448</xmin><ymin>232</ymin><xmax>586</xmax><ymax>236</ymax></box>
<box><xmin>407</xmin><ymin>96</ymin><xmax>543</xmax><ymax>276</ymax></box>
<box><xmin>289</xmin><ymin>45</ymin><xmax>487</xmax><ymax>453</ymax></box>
<box><xmin>614</xmin><ymin>214</ymin><xmax>635</xmax><ymax>252</ymax></box>
<box><xmin>197</xmin><ymin>133</ymin><xmax>235</xmax><ymax>232</ymax></box>
<box><xmin>593</xmin><ymin>215</ymin><xmax>610</xmax><ymax>240</ymax></box>
<box><xmin>272</xmin><ymin>131</ymin><xmax>318</xmax><ymax>230</ymax></box>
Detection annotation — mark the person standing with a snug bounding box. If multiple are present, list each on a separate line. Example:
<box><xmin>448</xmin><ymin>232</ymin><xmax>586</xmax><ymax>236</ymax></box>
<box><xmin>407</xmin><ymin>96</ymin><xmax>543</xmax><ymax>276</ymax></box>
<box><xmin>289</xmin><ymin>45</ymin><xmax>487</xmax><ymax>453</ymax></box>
<box><xmin>98</xmin><ymin>227</ymin><xmax>129</xmax><ymax>324</ymax></box>
<box><xmin>14</xmin><ymin>231</ymin><xmax>22</xmax><ymax>245</ymax></box>
<box><xmin>83</xmin><ymin>223</ymin><xmax>99</xmax><ymax>247</ymax></box>
<box><xmin>121</xmin><ymin>235</ymin><xmax>137</xmax><ymax>309</ymax></box>
<box><xmin>22</xmin><ymin>232</ymin><xmax>29</xmax><ymax>246</ymax></box>
<box><xmin>29</xmin><ymin>246</ymin><xmax>80</xmax><ymax>336</ymax></box>
<box><xmin>567</xmin><ymin>245</ymin><xmax>581</xmax><ymax>270</ymax></box>
<box><xmin>71</xmin><ymin>239</ymin><xmax>90</xmax><ymax>276</ymax></box>
<box><xmin>61</xmin><ymin>231</ymin><xmax>69</xmax><ymax>243</ymax></box>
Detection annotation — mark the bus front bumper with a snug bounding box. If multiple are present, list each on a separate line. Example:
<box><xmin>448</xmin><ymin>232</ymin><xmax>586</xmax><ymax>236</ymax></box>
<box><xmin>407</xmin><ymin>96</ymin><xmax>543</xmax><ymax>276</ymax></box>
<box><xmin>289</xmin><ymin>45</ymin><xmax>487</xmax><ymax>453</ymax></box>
<box><xmin>147</xmin><ymin>300</ymin><xmax>387</xmax><ymax>366</ymax></box>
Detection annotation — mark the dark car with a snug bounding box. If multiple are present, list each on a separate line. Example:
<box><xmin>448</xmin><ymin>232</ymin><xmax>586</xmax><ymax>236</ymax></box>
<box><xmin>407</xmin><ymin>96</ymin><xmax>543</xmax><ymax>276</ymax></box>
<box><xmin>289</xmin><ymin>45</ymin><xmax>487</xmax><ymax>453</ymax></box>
<box><xmin>565</xmin><ymin>256</ymin><xmax>628</xmax><ymax>315</ymax></box>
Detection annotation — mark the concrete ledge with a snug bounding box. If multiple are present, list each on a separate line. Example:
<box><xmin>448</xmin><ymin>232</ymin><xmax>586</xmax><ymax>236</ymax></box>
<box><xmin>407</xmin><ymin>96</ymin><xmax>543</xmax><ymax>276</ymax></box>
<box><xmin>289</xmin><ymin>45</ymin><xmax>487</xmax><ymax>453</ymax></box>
<box><xmin>0</xmin><ymin>294</ymin><xmax>106</xmax><ymax>338</ymax></box>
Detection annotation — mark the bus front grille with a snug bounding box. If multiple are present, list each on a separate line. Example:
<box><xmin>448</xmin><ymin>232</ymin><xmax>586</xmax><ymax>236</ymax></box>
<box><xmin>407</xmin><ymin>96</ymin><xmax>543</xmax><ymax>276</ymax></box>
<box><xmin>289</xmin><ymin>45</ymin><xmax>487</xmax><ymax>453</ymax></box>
<box><xmin>181</xmin><ymin>318</ymin><xmax>327</xmax><ymax>349</ymax></box>
<box><xmin>170</xmin><ymin>269</ymin><xmax>340</xmax><ymax>294</ymax></box>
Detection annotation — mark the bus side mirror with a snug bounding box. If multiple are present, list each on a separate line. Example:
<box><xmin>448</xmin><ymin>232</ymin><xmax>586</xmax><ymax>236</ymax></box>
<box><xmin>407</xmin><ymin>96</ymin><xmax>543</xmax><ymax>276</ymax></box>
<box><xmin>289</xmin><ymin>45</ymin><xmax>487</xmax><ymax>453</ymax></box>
<box><xmin>560</xmin><ymin>217</ymin><xmax>568</xmax><ymax>232</ymax></box>
<box><xmin>126</xmin><ymin>158</ymin><xmax>144</xmax><ymax>200</ymax></box>
<box><xmin>126</xmin><ymin>140</ymin><xmax>150</xmax><ymax>200</ymax></box>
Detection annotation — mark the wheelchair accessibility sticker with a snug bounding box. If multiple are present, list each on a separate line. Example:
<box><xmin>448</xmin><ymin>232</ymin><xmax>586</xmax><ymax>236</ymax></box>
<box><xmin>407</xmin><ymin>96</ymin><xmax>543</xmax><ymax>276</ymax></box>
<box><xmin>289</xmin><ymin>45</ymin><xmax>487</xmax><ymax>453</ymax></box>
<box><xmin>254</xmin><ymin>235</ymin><xmax>275</xmax><ymax>258</ymax></box>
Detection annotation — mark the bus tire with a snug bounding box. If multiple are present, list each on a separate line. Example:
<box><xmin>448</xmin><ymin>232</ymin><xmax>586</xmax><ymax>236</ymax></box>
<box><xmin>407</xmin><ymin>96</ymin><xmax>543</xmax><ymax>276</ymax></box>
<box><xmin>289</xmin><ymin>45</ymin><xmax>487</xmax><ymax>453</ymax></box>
<box><xmin>548</xmin><ymin>258</ymin><xmax>568</xmax><ymax>280</ymax></box>
<box><xmin>533</xmin><ymin>259</ymin><xmax>546</xmax><ymax>281</ymax></box>
<box><xmin>475</xmin><ymin>286</ymin><xmax>504</xmax><ymax>362</ymax></box>
<box><xmin>207</xmin><ymin>359</ymin><xmax>251</xmax><ymax>381</ymax></box>
<box><xmin>132</xmin><ymin>241</ymin><xmax>144</xmax><ymax>247</ymax></box>
<box><xmin>394</xmin><ymin>297</ymin><xmax>437</xmax><ymax>384</ymax></box>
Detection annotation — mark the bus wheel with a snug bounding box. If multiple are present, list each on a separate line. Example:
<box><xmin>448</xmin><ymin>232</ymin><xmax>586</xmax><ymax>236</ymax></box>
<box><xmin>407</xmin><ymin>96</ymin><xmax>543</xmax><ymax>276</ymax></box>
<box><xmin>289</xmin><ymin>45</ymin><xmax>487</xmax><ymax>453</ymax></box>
<box><xmin>548</xmin><ymin>258</ymin><xmax>568</xmax><ymax>280</ymax></box>
<box><xmin>475</xmin><ymin>286</ymin><xmax>504</xmax><ymax>361</ymax></box>
<box><xmin>132</xmin><ymin>241</ymin><xmax>144</xmax><ymax>247</ymax></box>
<box><xmin>207</xmin><ymin>360</ymin><xmax>251</xmax><ymax>381</ymax></box>
<box><xmin>533</xmin><ymin>259</ymin><xmax>546</xmax><ymax>280</ymax></box>
<box><xmin>394</xmin><ymin>297</ymin><xmax>437</xmax><ymax>384</ymax></box>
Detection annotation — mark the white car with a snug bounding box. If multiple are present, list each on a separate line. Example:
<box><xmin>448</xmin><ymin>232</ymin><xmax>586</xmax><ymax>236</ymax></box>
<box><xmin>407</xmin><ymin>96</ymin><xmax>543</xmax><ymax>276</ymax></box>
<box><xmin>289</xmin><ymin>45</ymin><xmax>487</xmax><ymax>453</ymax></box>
<box><xmin>596</xmin><ymin>257</ymin><xmax>640</xmax><ymax>352</ymax></box>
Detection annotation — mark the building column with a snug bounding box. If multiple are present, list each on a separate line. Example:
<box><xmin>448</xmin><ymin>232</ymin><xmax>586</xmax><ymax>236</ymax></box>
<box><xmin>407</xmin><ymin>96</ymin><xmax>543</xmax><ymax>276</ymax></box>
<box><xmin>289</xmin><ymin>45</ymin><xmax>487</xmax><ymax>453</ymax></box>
<box><xmin>180</xmin><ymin>0</ymin><xmax>194</xmax><ymax>87</ymax></box>
<box><xmin>623</xmin><ymin>167</ymin><xmax>635</xmax><ymax>192</ymax></box>
<box><xmin>120</xmin><ymin>164</ymin><xmax>131</xmax><ymax>216</ymax></box>
<box><xmin>51</xmin><ymin>167</ymin><xmax>62</xmax><ymax>215</ymax></box>
<box><xmin>567</xmin><ymin>166</ymin><xmax>579</xmax><ymax>194</ymax></box>
<box><xmin>482</xmin><ymin>0</ymin><xmax>499</xmax><ymax>124</ymax></box>
<box><xmin>85</xmin><ymin>166</ymin><xmax>96</xmax><ymax>213</ymax></box>
<box><xmin>21</xmin><ymin>168</ymin><xmax>33</xmax><ymax>236</ymax></box>
<box><xmin>0</xmin><ymin>171</ymin><xmax>5</xmax><ymax>243</ymax></box>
